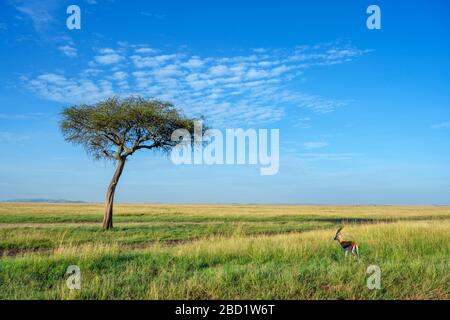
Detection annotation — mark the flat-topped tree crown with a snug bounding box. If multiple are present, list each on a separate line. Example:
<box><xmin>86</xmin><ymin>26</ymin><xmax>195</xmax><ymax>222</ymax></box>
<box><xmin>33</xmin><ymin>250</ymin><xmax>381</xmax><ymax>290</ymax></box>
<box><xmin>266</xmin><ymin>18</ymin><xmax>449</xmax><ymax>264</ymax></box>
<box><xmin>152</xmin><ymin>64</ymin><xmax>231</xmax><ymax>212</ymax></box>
<box><xmin>59</xmin><ymin>96</ymin><xmax>203</xmax><ymax>229</ymax></box>
<box><xmin>60</xmin><ymin>96</ymin><xmax>198</xmax><ymax>161</ymax></box>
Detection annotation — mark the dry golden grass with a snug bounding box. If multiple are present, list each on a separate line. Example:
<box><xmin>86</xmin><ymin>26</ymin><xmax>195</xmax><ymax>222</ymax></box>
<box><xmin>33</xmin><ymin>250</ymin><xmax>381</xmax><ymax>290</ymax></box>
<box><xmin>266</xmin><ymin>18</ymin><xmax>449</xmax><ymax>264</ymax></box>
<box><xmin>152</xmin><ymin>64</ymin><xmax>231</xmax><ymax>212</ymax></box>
<box><xmin>1</xmin><ymin>202</ymin><xmax>450</xmax><ymax>218</ymax></box>
<box><xmin>0</xmin><ymin>203</ymin><xmax>449</xmax><ymax>299</ymax></box>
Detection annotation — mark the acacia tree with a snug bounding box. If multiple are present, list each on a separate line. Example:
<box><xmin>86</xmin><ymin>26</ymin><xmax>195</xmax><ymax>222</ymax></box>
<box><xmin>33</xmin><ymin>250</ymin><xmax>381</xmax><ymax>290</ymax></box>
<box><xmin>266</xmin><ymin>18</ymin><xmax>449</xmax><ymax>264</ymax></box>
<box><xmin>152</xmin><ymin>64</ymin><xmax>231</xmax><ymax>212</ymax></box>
<box><xmin>60</xmin><ymin>96</ymin><xmax>202</xmax><ymax>230</ymax></box>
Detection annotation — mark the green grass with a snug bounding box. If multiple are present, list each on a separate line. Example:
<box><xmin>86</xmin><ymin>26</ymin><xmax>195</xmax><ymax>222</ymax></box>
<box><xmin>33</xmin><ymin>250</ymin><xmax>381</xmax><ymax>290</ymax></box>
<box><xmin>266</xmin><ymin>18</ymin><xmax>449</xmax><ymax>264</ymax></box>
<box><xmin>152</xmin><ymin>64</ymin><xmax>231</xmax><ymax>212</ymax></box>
<box><xmin>0</xmin><ymin>203</ymin><xmax>449</xmax><ymax>299</ymax></box>
<box><xmin>0</xmin><ymin>221</ymin><xmax>335</xmax><ymax>251</ymax></box>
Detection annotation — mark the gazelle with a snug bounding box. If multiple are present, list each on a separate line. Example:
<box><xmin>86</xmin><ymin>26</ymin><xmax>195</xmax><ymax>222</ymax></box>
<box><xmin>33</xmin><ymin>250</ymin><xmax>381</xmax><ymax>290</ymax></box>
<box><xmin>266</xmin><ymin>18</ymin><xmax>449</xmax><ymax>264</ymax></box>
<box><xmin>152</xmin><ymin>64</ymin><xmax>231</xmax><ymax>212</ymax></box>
<box><xmin>334</xmin><ymin>227</ymin><xmax>358</xmax><ymax>256</ymax></box>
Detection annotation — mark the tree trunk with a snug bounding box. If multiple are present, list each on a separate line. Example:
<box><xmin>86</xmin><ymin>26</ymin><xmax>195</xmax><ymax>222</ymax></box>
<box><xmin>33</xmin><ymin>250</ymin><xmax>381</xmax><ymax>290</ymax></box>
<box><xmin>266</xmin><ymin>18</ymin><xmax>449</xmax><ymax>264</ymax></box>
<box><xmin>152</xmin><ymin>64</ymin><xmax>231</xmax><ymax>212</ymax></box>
<box><xmin>102</xmin><ymin>157</ymin><xmax>126</xmax><ymax>230</ymax></box>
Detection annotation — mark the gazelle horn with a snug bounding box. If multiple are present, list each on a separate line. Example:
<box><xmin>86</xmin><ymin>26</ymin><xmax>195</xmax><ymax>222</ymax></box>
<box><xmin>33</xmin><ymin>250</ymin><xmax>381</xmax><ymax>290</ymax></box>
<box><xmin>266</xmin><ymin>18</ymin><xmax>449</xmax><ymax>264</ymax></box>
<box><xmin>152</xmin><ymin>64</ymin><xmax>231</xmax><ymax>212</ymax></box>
<box><xmin>335</xmin><ymin>226</ymin><xmax>344</xmax><ymax>236</ymax></box>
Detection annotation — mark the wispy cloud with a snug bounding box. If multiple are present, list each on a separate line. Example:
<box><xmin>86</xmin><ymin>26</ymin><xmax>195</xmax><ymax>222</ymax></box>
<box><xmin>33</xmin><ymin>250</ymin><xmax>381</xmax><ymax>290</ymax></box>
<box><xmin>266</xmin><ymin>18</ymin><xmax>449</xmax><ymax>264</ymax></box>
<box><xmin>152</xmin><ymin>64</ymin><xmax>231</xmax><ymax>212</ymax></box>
<box><xmin>293</xmin><ymin>117</ymin><xmax>312</xmax><ymax>128</ymax></box>
<box><xmin>58</xmin><ymin>45</ymin><xmax>78</xmax><ymax>58</ymax></box>
<box><xmin>288</xmin><ymin>93</ymin><xmax>349</xmax><ymax>114</ymax></box>
<box><xmin>12</xmin><ymin>0</ymin><xmax>98</xmax><ymax>34</ymax></box>
<box><xmin>24</xmin><ymin>42</ymin><xmax>367</xmax><ymax>126</ymax></box>
<box><xmin>299</xmin><ymin>153</ymin><xmax>360</xmax><ymax>161</ymax></box>
<box><xmin>94</xmin><ymin>48</ymin><xmax>124</xmax><ymax>65</ymax></box>
<box><xmin>139</xmin><ymin>11</ymin><xmax>167</xmax><ymax>20</ymax></box>
<box><xmin>27</xmin><ymin>73</ymin><xmax>115</xmax><ymax>104</ymax></box>
<box><xmin>0</xmin><ymin>112</ymin><xmax>46</xmax><ymax>120</ymax></box>
<box><xmin>12</xmin><ymin>0</ymin><xmax>59</xmax><ymax>34</ymax></box>
<box><xmin>0</xmin><ymin>132</ymin><xmax>29</xmax><ymax>143</ymax></box>
<box><xmin>431</xmin><ymin>121</ymin><xmax>450</xmax><ymax>129</ymax></box>
<box><xmin>302</xmin><ymin>142</ymin><xmax>329</xmax><ymax>149</ymax></box>
<box><xmin>11</xmin><ymin>0</ymin><xmax>78</xmax><ymax>56</ymax></box>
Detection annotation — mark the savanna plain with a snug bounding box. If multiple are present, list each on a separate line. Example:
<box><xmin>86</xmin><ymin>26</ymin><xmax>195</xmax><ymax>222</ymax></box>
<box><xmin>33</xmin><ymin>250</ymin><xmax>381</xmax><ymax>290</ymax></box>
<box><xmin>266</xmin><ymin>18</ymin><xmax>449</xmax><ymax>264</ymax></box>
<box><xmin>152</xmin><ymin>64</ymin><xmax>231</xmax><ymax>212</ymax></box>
<box><xmin>0</xmin><ymin>203</ymin><xmax>449</xmax><ymax>299</ymax></box>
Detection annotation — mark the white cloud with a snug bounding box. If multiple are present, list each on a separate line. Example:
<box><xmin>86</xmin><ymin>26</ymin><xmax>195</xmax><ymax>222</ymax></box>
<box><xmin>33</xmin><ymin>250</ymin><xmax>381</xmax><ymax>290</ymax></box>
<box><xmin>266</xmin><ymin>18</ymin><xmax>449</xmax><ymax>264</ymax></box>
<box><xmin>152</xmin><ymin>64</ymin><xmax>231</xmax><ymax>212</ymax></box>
<box><xmin>0</xmin><ymin>113</ymin><xmax>45</xmax><ymax>120</ymax></box>
<box><xmin>208</xmin><ymin>65</ymin><xmax>230</xmax><ymax>77</ymax></box>
<box><xmin>58</xmin><ymin>45</ymin><xmax>77</xmax><ymax>58</ymax></box>
<box><xmin>139</xmin><ymin>12</ymin><xmax>166</xmax><ymax>20</ymax></box>
<box><xmin>302</xmin><ymin>142</ymin><xmax>329</xmax><ymax>149</ymax></box>
<box><xmin>111</xmin><ymin>71</ymin><xmax>128</xmax><ymax>81</ymax></box>
<box><xmin>0</xmin><ymin>132</ymin><xmax>29</xmax><ymax>143</ymax></box>
<box><xmin>24</xmin><ymin>42</ymin><xmax>367</xmax><ymax>126</ymax></box>
<box><xmin>27</xmin><ymin>73</ymin><xmax>114</xmax><ymax>103</ymax></box>
<box><xmin>131</xmin><ymin>54</ymin><xmax>179</xmax><ymax>68</ymax></box>
<box><xmin>300</xmin><ymin>153</ymin><xmax>359</xmax><ymax>161</ymax></box>
<box><xmin>246</xmin><ymin>68</ymin><xmax>269</xmax><ymax>80</ymax></box>
<box><xmin>36</xmin><ymin>73</ymin><xmax>67</xmax><ymax>83</ymax></box>
<box><xmin>12</xmin><ymin>0</ymin><xmax>61</xmax><ymax>34</ymax></box>
<box><xmin>134</xmin><ymin>47</ymin><xmax>157</xmax><ymax>54</ymax></box>
<box><xmin>283</xmin><ymin>92</ymin><xmax>348</xmax><ymax>114</ymax></box>
<box><xmin>293</xmin><ymin>117</ymin><xmax>311</xmax><ymax>128</ymax></box>
<box><xmin>95</xmin><ymin>54</ymin><xmax>123</xmax><ymax>65</ymax></box>
<box><xmin>81</xmin><ymin>68</ymin><xmax>102</xmax><ymax>76</ymax></box>
<box><xmin>94</xmin><ymin>48</ymin><xmax>124</xmax><ymax>65</ymax></box>
<box><xmin>153</xmin><ymin>64</ymin><xmax>184</xmax><ymax>78</ymax></box>
<box><xmin>182</xmin><ymin>57</ymin><xmax>205</xmax><ymax>69</ymax></box>
<box><xmin>253</xmin><ymin>48</ymin><xmax>267</xmax><ymax>53</ymax></box>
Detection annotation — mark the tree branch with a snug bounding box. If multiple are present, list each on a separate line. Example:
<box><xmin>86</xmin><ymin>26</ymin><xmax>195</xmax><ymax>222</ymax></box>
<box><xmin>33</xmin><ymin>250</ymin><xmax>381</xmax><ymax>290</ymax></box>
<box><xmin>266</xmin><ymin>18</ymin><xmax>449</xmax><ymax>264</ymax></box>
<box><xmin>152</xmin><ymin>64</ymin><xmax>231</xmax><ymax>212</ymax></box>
<box><xmin>135</xmin><ymin>144</ymin><xmax>158</xmax><ymax>150</ymax></box>
<box><xmin>102</xmin><ymin>133</ymin><xmax>120</xmax><ymax>145</ymax></box>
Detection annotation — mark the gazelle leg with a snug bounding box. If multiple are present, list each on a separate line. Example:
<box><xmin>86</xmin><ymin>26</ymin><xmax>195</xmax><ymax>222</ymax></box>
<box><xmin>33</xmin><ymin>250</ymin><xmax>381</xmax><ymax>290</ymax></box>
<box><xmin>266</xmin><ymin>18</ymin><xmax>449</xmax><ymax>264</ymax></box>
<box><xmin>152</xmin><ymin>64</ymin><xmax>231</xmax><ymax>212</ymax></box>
<box><xmin>345</xmin><ymin>250</ymin><xmax>349</xmax><ymax>257</ymax></box>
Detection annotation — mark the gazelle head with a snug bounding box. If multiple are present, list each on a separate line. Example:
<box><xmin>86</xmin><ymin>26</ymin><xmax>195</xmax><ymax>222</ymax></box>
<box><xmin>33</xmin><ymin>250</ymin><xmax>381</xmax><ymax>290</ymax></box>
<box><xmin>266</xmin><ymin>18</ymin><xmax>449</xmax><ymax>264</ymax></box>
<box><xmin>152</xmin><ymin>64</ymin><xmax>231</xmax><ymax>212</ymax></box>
<box><xmin>334</xmin><ymin>226</ymin><xmax>343</xmax><ymax>241</ymax></box>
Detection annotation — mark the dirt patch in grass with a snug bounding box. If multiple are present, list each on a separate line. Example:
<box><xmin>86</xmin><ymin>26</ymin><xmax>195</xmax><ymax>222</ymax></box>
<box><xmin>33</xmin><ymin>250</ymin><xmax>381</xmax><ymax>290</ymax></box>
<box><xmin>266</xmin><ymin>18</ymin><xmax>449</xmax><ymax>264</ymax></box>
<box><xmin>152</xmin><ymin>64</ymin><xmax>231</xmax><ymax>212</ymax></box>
<box><xmin>0</xmin><ymin>239</ymin><xmax>192</xmax><ymax>257</ymax></box>
<box><xmin>0</xmin><ymin>247</ymin><xmax>51</xmax><ymax>257</ymax></box>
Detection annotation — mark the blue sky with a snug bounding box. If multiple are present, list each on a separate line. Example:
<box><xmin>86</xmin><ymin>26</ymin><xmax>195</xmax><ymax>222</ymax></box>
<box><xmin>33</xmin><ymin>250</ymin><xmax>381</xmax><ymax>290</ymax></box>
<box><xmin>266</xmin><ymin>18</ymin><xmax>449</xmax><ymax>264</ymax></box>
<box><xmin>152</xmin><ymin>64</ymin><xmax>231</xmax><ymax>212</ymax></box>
<box><xmin>0</xmin><ymin>0</ymin><xmax>449</xmax><ymax>204</ymax></box>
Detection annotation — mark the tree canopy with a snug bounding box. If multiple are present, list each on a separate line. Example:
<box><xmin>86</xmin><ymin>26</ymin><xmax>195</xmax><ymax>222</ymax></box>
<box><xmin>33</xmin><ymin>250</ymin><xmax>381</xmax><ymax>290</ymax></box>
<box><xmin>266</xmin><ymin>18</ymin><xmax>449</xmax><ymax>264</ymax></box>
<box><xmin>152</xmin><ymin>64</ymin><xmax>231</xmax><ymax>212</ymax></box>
<box><xmin>60</xmin><ymin>96</ymin><xmax>199</xmax><ymax>161</ymax></box>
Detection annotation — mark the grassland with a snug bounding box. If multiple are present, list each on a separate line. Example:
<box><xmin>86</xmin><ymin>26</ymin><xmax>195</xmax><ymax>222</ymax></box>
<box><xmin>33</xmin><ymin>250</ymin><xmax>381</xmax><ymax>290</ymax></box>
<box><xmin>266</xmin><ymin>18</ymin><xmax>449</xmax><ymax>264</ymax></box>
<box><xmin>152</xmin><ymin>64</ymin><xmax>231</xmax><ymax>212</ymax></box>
<box><xmin>0</xmin><ymin>203</ymin><xmax>449</xmax><ymax>299</ymax></box>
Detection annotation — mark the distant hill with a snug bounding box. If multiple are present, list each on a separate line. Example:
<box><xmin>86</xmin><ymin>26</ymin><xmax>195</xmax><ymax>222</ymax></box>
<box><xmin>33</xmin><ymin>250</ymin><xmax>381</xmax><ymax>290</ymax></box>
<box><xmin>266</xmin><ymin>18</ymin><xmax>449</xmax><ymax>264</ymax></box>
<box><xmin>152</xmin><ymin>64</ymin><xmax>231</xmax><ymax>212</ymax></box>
<box><xmin>2</xmin><ymin>198</ymin><xmax>86</xmax><ymax>203</ymax></box>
